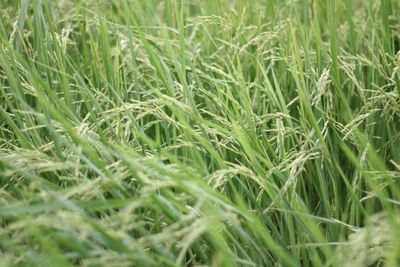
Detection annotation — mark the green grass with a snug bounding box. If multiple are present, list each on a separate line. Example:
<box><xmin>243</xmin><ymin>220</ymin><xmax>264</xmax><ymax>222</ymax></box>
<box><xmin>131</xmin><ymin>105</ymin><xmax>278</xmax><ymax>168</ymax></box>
<box><xmin>0</xmin><ymin>0</ymin><xmax>399</xmax><ymax>266</ymax></box>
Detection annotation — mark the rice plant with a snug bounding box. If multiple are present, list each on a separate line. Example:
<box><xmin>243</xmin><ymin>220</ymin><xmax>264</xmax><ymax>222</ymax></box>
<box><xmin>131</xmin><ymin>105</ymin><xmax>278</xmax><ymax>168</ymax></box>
<box><xmin>0</xmin><ymin>0</ymin><xmax>399</xmax><ymax>266</ymax></box>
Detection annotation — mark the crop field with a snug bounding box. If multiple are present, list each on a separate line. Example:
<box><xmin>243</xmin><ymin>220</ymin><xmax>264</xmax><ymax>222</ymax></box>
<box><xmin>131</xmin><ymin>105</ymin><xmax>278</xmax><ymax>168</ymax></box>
<box><xmin>0</xmin><ymin>0</ymin><xmax>400</xmax><ymax>266</ymax></box>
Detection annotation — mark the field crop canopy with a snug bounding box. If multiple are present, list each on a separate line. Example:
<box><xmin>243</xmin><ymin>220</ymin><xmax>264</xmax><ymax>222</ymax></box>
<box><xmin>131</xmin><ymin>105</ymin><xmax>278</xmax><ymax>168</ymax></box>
<box><xmin>0</xmin><ymin>0</ymin><xmax>400</xmax><ymax>266</ymax></box>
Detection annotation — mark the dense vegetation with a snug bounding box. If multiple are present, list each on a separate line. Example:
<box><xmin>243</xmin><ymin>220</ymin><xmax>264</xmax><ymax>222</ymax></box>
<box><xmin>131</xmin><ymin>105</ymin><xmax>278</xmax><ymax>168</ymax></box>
<box><xmin>1</xmin><ymin>0</ymin><xmax>399</xmax><ymax>266</ymax></box>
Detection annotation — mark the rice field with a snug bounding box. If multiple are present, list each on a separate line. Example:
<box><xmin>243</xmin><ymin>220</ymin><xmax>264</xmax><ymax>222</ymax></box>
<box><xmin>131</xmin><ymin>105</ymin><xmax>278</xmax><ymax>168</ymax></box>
<box><xmin>0</xmin><ymin>0</ymin><xmax>400</xmax><ymax>266</ymax></box>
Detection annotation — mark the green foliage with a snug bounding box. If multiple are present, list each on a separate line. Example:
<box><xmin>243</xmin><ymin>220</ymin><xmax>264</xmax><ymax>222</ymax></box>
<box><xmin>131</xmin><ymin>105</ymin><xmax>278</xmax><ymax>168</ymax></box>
<box><xmin>1</xmin><ymin>0</ymin><xmax>399</xmax><ymax>266</ymax></box>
